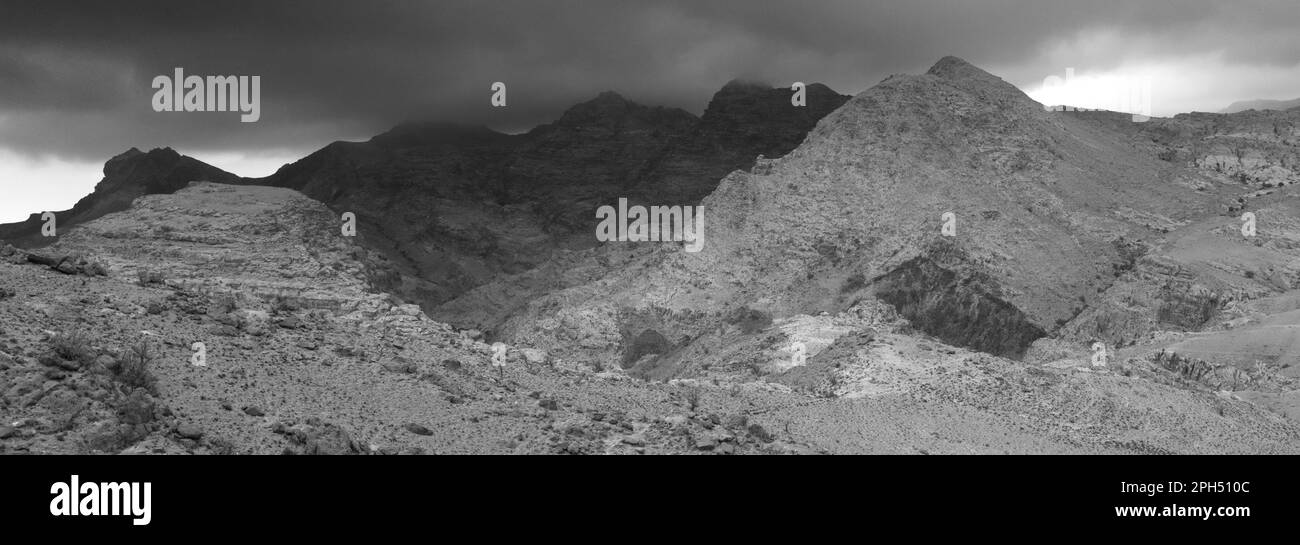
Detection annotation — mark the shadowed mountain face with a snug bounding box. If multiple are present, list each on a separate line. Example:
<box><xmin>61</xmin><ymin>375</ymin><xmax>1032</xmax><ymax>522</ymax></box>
<box><xmin>0</xmin><ymin>82</ymin><xmax>847</xmax><ymax>313</ymax></box>
<box><xmin>630</xmin><ymin>81</ymin><xmax>849</xmax><ymax>203</ymax></box>
<box><xmin>0</xmin><ymin>148</ymin><xmax>238</xmax><ymax>248</ymax></box>
<box><xmin>252</xmin><ymin>83</ymin><xmax>848</xmax><ymax>310</ymax></box>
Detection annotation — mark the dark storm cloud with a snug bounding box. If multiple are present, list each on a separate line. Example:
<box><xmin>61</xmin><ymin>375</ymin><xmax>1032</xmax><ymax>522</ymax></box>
<box><xmin>0</xmin><ymin>0</ymin><xmax>1297</xmax><ymax>162</ymax></box>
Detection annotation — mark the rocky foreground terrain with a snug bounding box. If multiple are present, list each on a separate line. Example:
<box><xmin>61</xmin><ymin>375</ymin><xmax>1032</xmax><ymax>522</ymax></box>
<box><xmin>3</xmin><ymin>58</ymin><xmax>1300</xmax><ymax>454</ymax></box>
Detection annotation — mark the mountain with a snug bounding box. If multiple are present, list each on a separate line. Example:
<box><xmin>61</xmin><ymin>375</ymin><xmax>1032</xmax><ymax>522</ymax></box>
<box><xmin>494</xmin><ymin>56</ymin><xmax>1228</xmax><ymax>368</ymax></box>
<box><xmin>2</xmin><ymin>181</ymin><xmax>1293</xmax><ymax>454</ymax></box>
<box><xmin>1221</xmin><ymin>98</ymin><xmax>1300</xmax><ymax>114</ymax></box>
<box><xmin>1</xmin><ymin>81</ymin><xmax>846</xmax><ymax>319</ymax></box>
<box><xmin>627</xmin><ymin>80</ymin><xmax>850</xmax><ymax>203</ymax></box>
<box><xmin>249</xmin><ymin>94</ymin><xmax>698</xmax><ymax>309</ymax></box>
<box><xmin>0</xmin><ymin>182</ymin><xmax>837</xmax><ymax>454</ymax></box>
<box><xmin>0</xmin><ymin>148</ymin><xmax>237</xmax><ymax>248</ymax></box>
<box><xmin>254</xmin><ymin>84</ymin><xmax>848</xmax><ymax>314</ymax></box>
<box><xmin>442</xmin><ymin>56</ymin><xmax>1300</xmax><ymax>453</ymax></box>
<box><xmin>7</xmin><ymin>57</ymin><xmax>1300</xmax><ymax>455</ymax></box>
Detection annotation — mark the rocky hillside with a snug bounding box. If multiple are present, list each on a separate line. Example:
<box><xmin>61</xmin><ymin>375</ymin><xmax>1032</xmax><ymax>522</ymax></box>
<box><xmin>0</xmin><ymin>182</ymin><xmax>843</xmax><ymax>455</ymax></box>
<box><xmin>2</xmin><ymin>82</ymin><xmax>847</xmax><ymax>321</ymax></box>
<box><xmin>491</xmin><ymin>57</ymin><xmax>1230</xmax><ymax>369</ymax></box>
<box><xmin>3</xmin><ymin>182</ymin><xmax>1294</xmax><ymax>455</ymax></box>
<box><xmin>6</xmin><ymin>57</ymin><xmax>1300</xmax><ymax>455</ymax></box>
<box><xmin>0</xmin><ymin>148</ymin><xmax>237</xmax><ymax>248</ymax></box>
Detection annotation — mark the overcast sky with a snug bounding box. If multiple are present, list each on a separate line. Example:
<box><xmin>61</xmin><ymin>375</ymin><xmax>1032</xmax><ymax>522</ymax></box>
<box><xmin>2</xmin><ymin>0</ymin><xmax>1299</xmax><ymax>222</ymax></box>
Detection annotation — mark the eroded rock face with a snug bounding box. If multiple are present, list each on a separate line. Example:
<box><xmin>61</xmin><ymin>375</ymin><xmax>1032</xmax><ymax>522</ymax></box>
<box><xmin>872</xmin><ymin>255</ymin><xmax>1045</xmax><ymax>359</ymax></box>
<box><xmin>47</xmin><ymin>182</ymin><xmax>397</xmax><ymax>318</ymax></box>
<box><xmin>1147</xmin><ymin>110</ymin><xmax>1300</xmax><ymax>189</ymax></box>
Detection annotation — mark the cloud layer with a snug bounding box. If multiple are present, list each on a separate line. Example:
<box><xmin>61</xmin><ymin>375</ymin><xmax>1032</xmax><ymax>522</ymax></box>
<box><xmin>0</xmin><ymin>0</ymin><xmax>1297</xmax><ymax>194</ymax></box>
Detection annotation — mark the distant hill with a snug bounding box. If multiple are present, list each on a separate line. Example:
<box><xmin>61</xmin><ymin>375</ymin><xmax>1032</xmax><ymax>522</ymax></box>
<box><xmin>1221</xmin><ymin>98</ymin><xmax>1300</xmax><ymax>113</ymax></box>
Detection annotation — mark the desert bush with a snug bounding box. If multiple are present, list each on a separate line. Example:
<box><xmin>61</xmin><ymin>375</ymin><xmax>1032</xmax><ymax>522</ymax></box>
<box><xmin>117</xmin><ymin>388</ymin><xmax>157</xmax><ymax>427</ymax></box>
<box><xmin>682</xmin><ymin>385</ymin><xmax>701</xmax><ymax>412</ymax></box>
<box><xmin>50</xmin><ymin>330</ymin><xmax>94</xmax><ymax>365</ymax></box>
<box><xmin>116</xmin><ymin>340</ymin><xmax>158</xmax><ymax>394</ymax></box>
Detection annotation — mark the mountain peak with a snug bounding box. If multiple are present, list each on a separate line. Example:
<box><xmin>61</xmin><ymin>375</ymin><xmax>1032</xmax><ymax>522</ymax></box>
<box><xmin>552</xmin><ymin>91</ymin><xmax>635</xmax><ymax>122</ymax></box>
<box><xmin>926</xmin><ymin>56</ymin><xmax>980</xmax><ymax>77</ymax></box>
<box><xmin>592</xmin><ymin>90</ymin><xmax>628</xmax><ymax>102</ymax></box>
<box><xmin>369</xmin><ymin>122</ymin><xmax>506</xmax><ymax>149</ymax></box>
<box><xmin>705</xmin><ymin>80</ymin><xmax>845</xmax><ymax>111</ymax></box>
<box><xmin>922</xmin><ymin>55</ymin><xmax>1037</xmax><ymax>108</ymax></box>
<box><xmin>546</xmin><ymin>91</ymin><xmax>696</xmax><ymax>131</ymax></box>
<box><xmin>719</xmin><ymin>78</ymin><xmax>772</xmax><ymax>92</ymax></box>
<box><xmin>113</xmin><ymin>147</ymin><xmax>144</xmax><ymax>159</ymax></box>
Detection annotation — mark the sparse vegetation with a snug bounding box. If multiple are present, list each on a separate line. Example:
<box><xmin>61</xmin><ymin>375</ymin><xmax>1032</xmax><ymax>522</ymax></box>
<box><xmin>116</xmin><ymin>340</ymin><xmax>158</xmax><ymax>394</ymax></box>
<box><xmin>682</xmin><ymin>385</ymin><xmax>701</xmax><ymax>412</ymax></box>
<box><xmin>82</xmin><ymin>389</ymin><xmax>157</xmax><ymax>454</ymax></box>
<box><xmin>50</xmin><ymin>330</ymin><xmax>94</xmax><ymax>365</ymax></box>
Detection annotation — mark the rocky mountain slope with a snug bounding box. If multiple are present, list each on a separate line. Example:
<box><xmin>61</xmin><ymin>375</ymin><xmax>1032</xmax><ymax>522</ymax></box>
<box><xmin>442</xmin><ymin>57</ymin><xmax>1300</xmax><ymax>453</ymax></box>
<box><xmin>255</xmin><ymin>83</ymin><xmax>848</xmax><ymax>314</ymax></box>
<box><xmin>5</xmin><ymin>57</ymin><xmax>1300</xmax><ymax>455</ymax></box>
<box><xmin>0</xmin><ymin>182</ymin><xmax>838</xmax><ymax>454</ymax></box>
<box><xmin>492</xmin><ymin>57</ymin><xmax>1230</xmax><ymax>368</ymax></box>
<box><xmin>1</xmin><ymin>82</ymin><xmax>848</xmax><ymax>320</ymax></box>
<box><xmin>2</xmin><ymin>182</ymin><xmax>1294</xmax><ymax>455</ymax></box>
